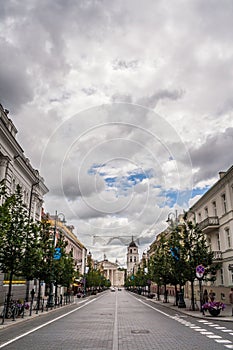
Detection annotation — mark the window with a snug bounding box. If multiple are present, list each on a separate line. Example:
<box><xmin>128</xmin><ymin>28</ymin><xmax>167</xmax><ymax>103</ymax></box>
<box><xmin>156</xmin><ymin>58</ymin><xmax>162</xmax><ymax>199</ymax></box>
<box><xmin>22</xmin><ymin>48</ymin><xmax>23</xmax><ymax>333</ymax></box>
<box><xmin>212</xmin><ymin>201</ymin><xmax>217</xmax><ymax>216</ymax></box>
<box><xmin>11</xmin><ymin>178</ymin><xmax>16</xmax><ymax>193</ymax></box>
<box><xmin>221</xmin><ymin>193</ymin><xmax>227</xmax><ymax>214</ymax></box>
<box><xmin>231</xmin><ymin>271</ymin><xmax>233</xmax><ymax>284</ymax></box>
<box><xmin>220</xmin><ymin>269</ymin><xmax>224</xmax><ymax>285</ymax></box>
<box><xmin>204</xmin><ymin>207</ymin><xmax>208</xmax><ymax>218</ymax></box>
<box><xmin>207</xmin><ymin>237</ymin><xmax>212</xmax><ymax>250</ymax></box>
<box><xmin>225</xmin><ymin>228</ymin><xmax>231</xmax><ymax>248</ymax></box>
<box><xmin>130</xmin><ymin>249</ymin><xmax>132</xmax><ymax>254</ymax></box>
<box><xmin>134</xmin><ymin>256</ymin><xmax>137</xmax><ymax>262</ymax></box>
<box><xmin>198</xmin><ymin>212</ymin><xmax>202</xmax><ymax>222</ymax></box>
<box><xmin>130</xmin><ymin>256</ymin><xmax>132</xmax><ymax>262</ymax></box>
<box><xmin>217</xmin><ymin>233</ymin><xmax>221</xmax><ymax>250</ymax></box>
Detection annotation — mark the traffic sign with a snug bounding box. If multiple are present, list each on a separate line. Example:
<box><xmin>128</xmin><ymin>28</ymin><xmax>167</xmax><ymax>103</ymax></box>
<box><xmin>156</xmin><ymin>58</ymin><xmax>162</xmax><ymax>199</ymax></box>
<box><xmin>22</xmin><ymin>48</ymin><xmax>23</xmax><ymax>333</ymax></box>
<box><xmin>53</xmin><ymin>247</ymin><xmax>61</xmax><ymax>260</ymax></box>
<box><xmin>196</xmin><ymin>265</ymin><xmax>205</xmax><ymax>279</ymax></box>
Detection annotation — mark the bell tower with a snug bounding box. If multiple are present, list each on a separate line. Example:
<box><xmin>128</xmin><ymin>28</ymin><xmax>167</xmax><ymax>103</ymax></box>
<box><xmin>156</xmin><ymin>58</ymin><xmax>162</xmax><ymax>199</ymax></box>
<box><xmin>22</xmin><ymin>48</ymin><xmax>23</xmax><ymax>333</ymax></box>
<box><xmin>127</xmin><ymin>236</ymin><xmax>139</xmax><ymax>275</ymax></box>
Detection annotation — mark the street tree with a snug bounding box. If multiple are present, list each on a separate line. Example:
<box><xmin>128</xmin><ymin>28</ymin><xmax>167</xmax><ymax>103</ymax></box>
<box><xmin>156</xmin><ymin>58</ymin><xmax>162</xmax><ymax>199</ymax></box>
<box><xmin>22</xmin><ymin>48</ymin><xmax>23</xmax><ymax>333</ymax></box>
<box><xmin>151</xmin><ymin>233</ymin><xmax>173</xmax><ymax>302</ymax></box>
<box><xmin>0</xmin><ymin>182</ymin><xmax>39</xmax><ymax>312</ymax></box>
<box><xmin>168</xmin><ymin>213</ymin><xmax>215</xmax><ymax>310</ymax></box>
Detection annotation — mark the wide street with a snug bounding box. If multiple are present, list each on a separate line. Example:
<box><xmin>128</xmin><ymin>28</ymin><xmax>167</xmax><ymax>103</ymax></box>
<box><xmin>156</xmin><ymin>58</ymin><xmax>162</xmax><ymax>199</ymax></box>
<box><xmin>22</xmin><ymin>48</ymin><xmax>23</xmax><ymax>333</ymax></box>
<box><xmin>1</xmin><ymin>289</ymin><xmax>233</xmax><ymax>350</ymax></box>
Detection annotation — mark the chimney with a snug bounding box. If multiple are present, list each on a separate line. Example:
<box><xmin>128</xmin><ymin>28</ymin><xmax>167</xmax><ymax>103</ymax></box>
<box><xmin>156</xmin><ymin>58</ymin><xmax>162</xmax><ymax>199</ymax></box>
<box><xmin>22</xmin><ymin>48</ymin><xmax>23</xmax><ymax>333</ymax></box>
<box><xmin>219</xmin><ymin>171</ymin><xmax>226</xmax><ymax>179</ymax></box>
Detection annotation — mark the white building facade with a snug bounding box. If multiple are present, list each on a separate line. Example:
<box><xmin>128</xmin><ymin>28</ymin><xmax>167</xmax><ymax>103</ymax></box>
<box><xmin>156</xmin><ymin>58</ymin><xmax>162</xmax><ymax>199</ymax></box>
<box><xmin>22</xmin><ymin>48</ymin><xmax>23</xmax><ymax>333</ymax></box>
<box><xmin>97</xmin><ymin>258</ymin><xmax>125</xmax><ymax>287</ymax></box>
<box><xmin>0</xmin><ymin>104</ymin><xmax>48</xmax><ymax>303</ymax></box>
<box><xmin>189</xmin><ymin>165</ymin><xmax>233</xmax><ymax>299</ymax></box>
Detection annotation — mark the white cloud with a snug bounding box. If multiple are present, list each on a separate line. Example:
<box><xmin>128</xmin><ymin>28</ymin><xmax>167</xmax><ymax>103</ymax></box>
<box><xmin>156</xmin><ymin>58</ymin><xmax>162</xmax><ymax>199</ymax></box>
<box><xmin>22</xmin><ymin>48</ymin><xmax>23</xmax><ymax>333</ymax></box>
<box><xmin>1</xmin><ymin>0</ymin><xmax>233</xmax><ymax>265</ymax></box>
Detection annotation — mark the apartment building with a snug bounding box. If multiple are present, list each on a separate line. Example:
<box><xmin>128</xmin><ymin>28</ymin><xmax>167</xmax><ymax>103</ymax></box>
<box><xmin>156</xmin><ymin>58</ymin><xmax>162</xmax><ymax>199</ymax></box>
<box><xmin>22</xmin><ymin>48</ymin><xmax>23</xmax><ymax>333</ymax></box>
<box><xmin>48</xmin><ymin>214</ymin><xmax>87</xmax><ymax>276</ymax></box>
<box><xmin>0</xmin><ymin>104</ymin><xmax>48</xmax><ymax>303</ymax></box>
<box><xmin>189</xmin><ymin>165</ymin><xmax>233</xmax><ymax>299</ymax></box>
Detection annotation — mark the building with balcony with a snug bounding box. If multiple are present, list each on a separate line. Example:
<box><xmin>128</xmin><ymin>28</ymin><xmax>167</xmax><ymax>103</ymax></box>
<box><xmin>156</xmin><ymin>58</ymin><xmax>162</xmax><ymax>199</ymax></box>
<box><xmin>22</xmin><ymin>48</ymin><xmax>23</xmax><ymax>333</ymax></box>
<box><xmin>189</xmin><ymin>165</ymin><xmax>233</xmax><ymax>299</ymax></box>
<box><xmin>0</xmin><ymin>103</ymin><xmax>49</xmax><ymax>304</ymax></box>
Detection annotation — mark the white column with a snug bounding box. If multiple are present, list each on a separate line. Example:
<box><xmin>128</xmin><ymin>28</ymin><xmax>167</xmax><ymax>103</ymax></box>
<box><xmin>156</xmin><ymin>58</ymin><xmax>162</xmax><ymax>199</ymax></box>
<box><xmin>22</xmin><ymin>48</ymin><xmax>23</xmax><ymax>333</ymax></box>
<box><xmin>0</xmin><ymin>155</ymin><xmax>9</xmax><ymax>181</ymax></box>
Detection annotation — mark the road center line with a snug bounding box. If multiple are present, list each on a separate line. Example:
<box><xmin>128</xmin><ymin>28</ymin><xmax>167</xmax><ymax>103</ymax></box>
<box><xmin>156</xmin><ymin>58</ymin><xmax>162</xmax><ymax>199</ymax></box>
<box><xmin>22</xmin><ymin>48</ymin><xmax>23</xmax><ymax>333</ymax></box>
<box><xmin>112</xmin><ymin>292</ymin><xmax>119</xmax><ymax>350</ymax></box>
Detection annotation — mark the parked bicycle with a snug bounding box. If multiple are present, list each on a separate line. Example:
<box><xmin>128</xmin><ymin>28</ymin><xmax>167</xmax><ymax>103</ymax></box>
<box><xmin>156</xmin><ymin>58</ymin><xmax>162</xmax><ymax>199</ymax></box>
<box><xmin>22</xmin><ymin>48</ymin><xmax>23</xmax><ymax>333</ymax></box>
<box><xmin>1</xmin><ymin>299</ymin><xmax>29</xmax><ymax>319</ymax></box>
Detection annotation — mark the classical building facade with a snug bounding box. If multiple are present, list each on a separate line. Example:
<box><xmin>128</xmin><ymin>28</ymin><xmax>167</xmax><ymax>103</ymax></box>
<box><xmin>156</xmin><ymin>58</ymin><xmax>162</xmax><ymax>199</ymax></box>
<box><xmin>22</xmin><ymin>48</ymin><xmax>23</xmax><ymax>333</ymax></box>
<box><xmin>126</xmin><ymin>238</ymin><xmax>139</xmax><ymax>275</ymax></box>
<box><xmin>97</xmin><ymin>257</ymin><xmax>125</xmax><ymax>287</ymax></box>
<box><xmin>188</xmin><ymin>165</ymin><xmax>233</xmax><ymax>300</ymax></box>
<box><xmin>0</xmin><ymin>104</ymin><xmax>48</xmax><ymax>303</ymax></box>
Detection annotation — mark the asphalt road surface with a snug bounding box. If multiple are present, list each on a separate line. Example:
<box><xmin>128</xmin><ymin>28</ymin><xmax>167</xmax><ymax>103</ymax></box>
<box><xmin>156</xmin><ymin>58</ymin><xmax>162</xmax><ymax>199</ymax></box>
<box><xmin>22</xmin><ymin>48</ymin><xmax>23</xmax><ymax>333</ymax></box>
<box><xmin>1</xmin><ymin>289</ymin><xmax>233</xmax><ymax>350</ymax></box>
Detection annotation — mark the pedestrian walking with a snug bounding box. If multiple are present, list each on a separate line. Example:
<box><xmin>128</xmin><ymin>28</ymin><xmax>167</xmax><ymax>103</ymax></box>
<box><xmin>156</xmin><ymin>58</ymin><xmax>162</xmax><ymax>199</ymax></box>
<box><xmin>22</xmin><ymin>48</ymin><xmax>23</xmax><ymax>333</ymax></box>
<box><xmin>209</xmin><ymin>289</ymin><xmax>215</xmax><ymax>302</ymax></box>
<box><xmin>203</xmin><ymin>289</ymin><xmax>208</xmax><ymax>303</ymax></box>
<box><xmin>229</xmin><ymin>288</ymin><xmax>233</xmax><ymax>316</ymax></box>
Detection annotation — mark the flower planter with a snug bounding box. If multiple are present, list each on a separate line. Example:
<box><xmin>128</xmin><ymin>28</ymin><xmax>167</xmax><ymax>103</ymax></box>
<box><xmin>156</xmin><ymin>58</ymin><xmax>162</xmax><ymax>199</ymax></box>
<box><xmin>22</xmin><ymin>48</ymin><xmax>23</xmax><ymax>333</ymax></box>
<box><xmin>208</xmin><ymin>308</ymin><xmax>221</xmax><ymax>317</ymax></box>
<box><xmin>202</xmin><ymin>301</ymin><xmax>225</xmax><ymax>316</ymax></box>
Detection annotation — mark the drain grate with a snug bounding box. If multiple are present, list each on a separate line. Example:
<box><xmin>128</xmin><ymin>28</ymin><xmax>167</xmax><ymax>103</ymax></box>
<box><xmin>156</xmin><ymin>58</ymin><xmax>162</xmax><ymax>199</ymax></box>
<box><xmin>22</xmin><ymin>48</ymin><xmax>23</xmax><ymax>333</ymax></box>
<box><xmin>131</xmin><ymin>330</ymin><xmax>150</xmax><ymax>334</ymax></box>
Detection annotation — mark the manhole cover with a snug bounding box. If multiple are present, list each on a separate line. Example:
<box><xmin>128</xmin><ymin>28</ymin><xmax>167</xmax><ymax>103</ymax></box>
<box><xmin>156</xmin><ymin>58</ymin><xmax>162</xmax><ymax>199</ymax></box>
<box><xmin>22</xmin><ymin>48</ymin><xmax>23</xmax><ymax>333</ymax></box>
<box><xmin>131</xmin><ymin>330</ymin><xmax>150</xmax><ymax>334</ymax></box>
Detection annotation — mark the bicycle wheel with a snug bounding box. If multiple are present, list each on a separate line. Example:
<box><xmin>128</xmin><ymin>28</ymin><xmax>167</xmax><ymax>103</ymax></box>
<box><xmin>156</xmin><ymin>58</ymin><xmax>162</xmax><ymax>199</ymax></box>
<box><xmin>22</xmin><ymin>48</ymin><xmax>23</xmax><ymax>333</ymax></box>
<box><xmin>12</xmin><ymin>306</ymin><xmax>19</xmax><ymax>318</ymax></box>
<box><xmin>5</xmin><ymin>308</ymin><xmax>12</xmax><ymax>319</ymax></box>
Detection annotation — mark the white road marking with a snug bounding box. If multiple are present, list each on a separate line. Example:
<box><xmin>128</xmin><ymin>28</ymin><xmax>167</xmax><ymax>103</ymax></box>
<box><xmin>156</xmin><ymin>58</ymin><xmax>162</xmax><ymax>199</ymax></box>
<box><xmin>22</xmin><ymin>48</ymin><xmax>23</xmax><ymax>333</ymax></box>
<box><xmin>207</xmin><ymin>335</ymin><xmax>222</xmax><ymax>339</ymax></box>
<box><xmin>215</xmin><ymin>339</ymin><xmax>232</xmax><ymax>343</ymax></box>
<box><xmin>216</xmin><ymin>326</ymin><xmax>226</xmax><ymax>329</ymax></box>
<box><xmin>112</xmin><ymin>292</ymin><xmax>118</xmax><ymax>350</ymax></box>
<box><xmin>134</xmin><ymin>296</ymin><xmax>233</xmax><ymax>348</ymax></box>
<box><xmin>0</xmin><ymin>298</ymin><xmax>96</xmax><ymax>349</ymax></box>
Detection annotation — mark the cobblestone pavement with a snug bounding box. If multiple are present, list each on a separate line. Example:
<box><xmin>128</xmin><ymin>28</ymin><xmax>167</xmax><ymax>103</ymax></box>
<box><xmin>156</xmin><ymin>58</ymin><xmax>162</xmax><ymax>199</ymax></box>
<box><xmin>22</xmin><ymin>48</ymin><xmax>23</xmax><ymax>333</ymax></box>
<box><xmin>0</xmin><ymin>290</ymin><xmax>233</xmax><ymax>350</ymax></box>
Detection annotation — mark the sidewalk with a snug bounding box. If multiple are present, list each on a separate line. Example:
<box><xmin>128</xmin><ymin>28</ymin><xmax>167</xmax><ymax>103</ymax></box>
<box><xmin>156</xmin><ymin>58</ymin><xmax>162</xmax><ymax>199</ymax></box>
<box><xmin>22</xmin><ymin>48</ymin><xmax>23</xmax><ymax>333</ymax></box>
<box><xmin>148</xmin><ymin>295</ymin><xmax>233</xmax><ymax>322</ymax></box>
<box><xmin>0</xmin><ymin>302</ymin><xmax>76</xmax><ymax>330</ymax></box>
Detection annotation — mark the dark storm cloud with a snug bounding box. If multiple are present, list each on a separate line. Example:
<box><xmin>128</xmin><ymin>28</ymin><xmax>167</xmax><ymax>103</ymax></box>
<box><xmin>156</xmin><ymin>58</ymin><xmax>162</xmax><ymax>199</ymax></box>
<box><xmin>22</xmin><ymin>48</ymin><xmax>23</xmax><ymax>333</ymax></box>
<box><xmin>0</xmin><ymin>39</ymin><xmax>34</xmax><ymax>112</ymax></box>
<box><xmin>190</xmin><ymin>127</ymin><xmax>233</xmax><ymax>184</ymax></box>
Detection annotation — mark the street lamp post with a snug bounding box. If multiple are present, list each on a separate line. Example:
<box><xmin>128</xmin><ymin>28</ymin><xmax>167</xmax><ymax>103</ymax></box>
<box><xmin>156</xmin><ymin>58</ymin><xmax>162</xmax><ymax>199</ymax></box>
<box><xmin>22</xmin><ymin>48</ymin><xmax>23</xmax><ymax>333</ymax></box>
<box><xmin>166</xmin><ymin>210</ymin><xmax>186</xmax><ymax>308</ymax></box>
<box><xmin>25</xmin><ymin>180</ymin><xmax>39</xmax><ymax>302</ymax></box>
<box><xmin>47</xmin><ymin>211</ymin><xmax>66</xmax><ymax>308</ymax></box>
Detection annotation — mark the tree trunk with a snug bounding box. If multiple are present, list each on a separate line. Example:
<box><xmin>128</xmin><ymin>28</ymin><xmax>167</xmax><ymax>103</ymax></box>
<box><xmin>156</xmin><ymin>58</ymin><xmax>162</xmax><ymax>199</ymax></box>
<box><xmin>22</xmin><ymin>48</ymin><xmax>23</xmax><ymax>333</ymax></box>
<box><xmin>37</xmin><ymin>279</ymin><xmax>41</xmax><ymax>312</ymax></box>
<box><xmin>157</xmin><ymin>284</ymin><xmax>160</xmax><ymax>301</ymax></box>
<box><xmin>191</xmin><ymin>280</ymin><xmax>195</xmax><ymax>311</ymax></box>
<box><xmin>6</xmin><ymin>270</ymin><xmax>14</xmax><ymax>317</ymax></box>
<box><xmin>174</xmin><ymin>285</ymin><xmax>178</xmax><ymax>306</ymax></box>
<box><xmin>164</xmin><ymin>284</ymin><xmax>168</xmax><ymax>303</ymax></box>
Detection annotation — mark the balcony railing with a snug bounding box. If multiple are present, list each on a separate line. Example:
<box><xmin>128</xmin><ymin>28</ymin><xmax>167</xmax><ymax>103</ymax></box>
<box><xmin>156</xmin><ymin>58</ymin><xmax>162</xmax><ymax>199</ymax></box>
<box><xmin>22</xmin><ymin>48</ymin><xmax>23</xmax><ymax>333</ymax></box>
<box><xmin>198</xmin><ymin>216</ymin><xmax>219</xmax><ymax>232</ymax></box>
<box><xmin>212</xmin><ymin>250</ymin><xmax>222</xmax><ymax>260</ymax></box>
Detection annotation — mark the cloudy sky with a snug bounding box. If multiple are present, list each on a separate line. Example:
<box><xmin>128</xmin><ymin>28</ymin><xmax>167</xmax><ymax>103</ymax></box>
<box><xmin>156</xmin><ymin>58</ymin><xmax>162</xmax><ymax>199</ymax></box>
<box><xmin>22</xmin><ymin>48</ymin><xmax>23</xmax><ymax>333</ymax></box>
<box><xmin>1</xmin><ymin>0</ymin><xmax>233</xmax><ymax>266</ymax></box>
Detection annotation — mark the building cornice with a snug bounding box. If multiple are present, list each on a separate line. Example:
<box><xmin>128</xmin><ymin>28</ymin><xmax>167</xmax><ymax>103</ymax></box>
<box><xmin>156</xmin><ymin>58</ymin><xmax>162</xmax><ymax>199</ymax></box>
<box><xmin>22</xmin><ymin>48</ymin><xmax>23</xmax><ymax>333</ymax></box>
<box><xmin>190</xmin><ymin>165</ymin><xmax>233</xmax><ymax>210</ymax></box>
